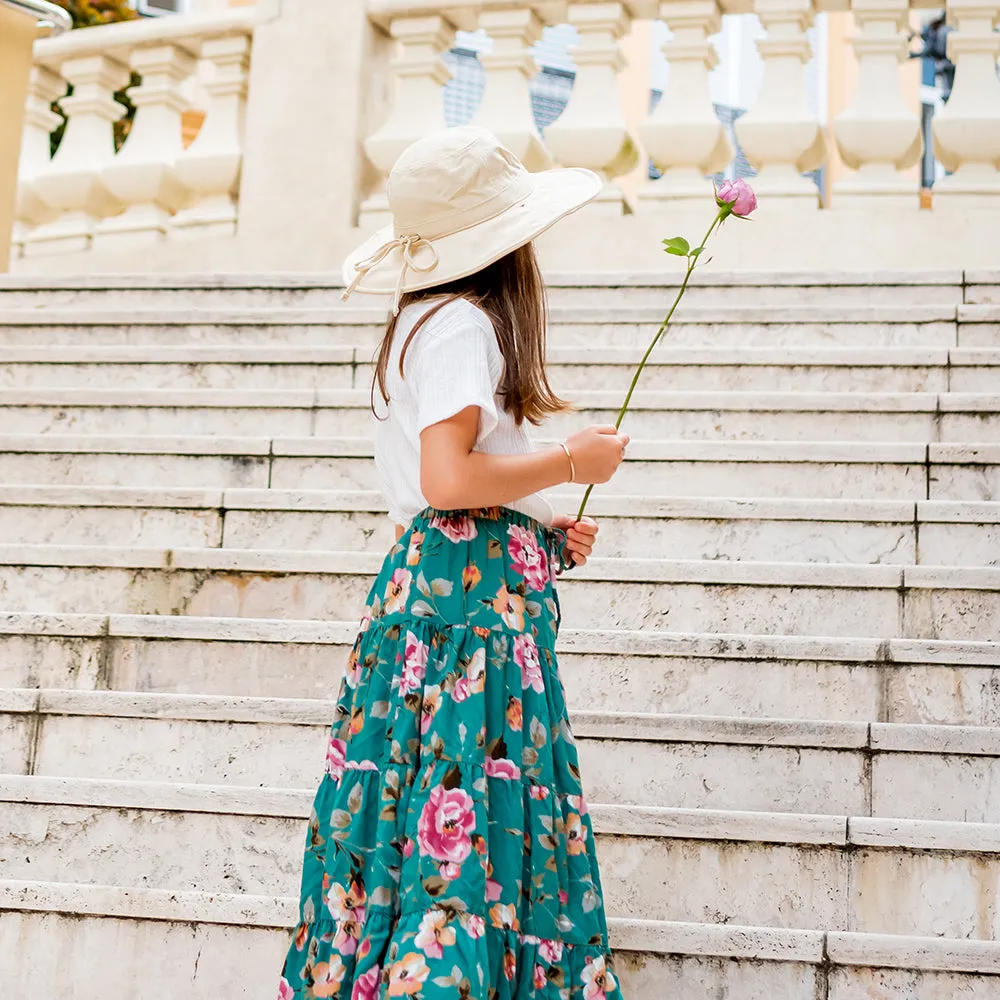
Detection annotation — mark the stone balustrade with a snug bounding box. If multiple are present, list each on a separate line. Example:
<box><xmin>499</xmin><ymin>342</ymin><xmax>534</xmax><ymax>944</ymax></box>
<box><xmin>7</xmin><ymin>0</ymin><xmax>1000</xmax><ymax>269</ymax></box>
<box><xmin>13</xmin><ymin>7</ymin><xmax>255</xmax><ymax>258</ymax></box>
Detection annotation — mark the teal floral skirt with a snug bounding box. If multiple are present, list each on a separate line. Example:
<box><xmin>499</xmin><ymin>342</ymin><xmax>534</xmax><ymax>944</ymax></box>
<box><xmin>277</xmin><ymin>507</ymin><xmax>624</xmax><ymax>1000</ymax></box>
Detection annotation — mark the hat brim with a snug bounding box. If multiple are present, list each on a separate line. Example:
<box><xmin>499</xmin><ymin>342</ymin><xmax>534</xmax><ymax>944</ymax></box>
<box><xmin>341</xmin><ymin>167</ymin><xmax>603</xmax><ymax>297</ymax></box>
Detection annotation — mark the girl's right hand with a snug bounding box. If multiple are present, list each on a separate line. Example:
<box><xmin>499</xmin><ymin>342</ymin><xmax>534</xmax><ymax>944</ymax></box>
<box><xmin>563</xmin><ymin>425</ymin><xmax>630</xmax><ymax>484</ymax></box>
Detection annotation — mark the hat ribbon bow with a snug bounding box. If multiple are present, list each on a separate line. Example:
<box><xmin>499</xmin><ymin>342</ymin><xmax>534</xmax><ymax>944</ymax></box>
<box><xmin>341</xmin><ymin>233</ymin><xmax>441</xmax><ymax>316</ymax></box>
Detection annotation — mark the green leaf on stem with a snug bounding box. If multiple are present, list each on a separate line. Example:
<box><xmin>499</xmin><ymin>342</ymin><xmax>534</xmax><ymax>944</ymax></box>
<box><xmin>662</xmin><ymin>236</ymin><xmax>690</xmax><ymax>256</ymax></box>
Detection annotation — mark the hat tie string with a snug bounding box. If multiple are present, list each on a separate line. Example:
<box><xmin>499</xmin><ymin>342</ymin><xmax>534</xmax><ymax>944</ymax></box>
<box><xmin>341</xmin><ymin>233</ymin><xmax>440</xmax><ymax>316</ymax></box>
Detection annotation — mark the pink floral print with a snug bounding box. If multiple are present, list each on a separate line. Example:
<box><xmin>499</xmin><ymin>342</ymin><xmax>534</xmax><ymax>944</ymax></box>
<box><xmin>400</xmin><ymin>630</ymin><xmax>428</xmax><ymax>696</ymax></box>
<box><xmin>417</xmin><ymin>785</ymin><xmax>476</xmax><ymax>864</ymax></box>
<box><xmin>514</xmin><ymin>632</ymin><xmax>544</xmax><ymax>693</ymax></box>
<box><xmin>350</xmin><ymin>965</ymin><xmax>381</xmax><ymax>1000</ymax></box>
<box><xmin>507</xmin><ymin>522</ymin><xmax>551</xmax><ymax>591</ymax></box>
<box><xmin>430</xmin><ymin>513</ymin><xmax>478</xmax><ymax>543</ymax></box>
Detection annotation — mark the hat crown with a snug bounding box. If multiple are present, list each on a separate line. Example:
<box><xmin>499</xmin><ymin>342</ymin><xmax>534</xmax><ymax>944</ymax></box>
<box><xmin>387</xmin><ymin>127</ymin><xmax>533</xmax><ymax>240</ymax></box>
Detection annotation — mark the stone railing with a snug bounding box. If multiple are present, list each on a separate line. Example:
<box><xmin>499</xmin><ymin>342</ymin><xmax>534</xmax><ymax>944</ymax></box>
<box><xmin>363</xmin><ymin>0</ymin><xmax>1000</xmax><ymax>216</ymax></box>
<box><xmin>6</xmin><ymin>0</ymin><xmax>1000</xmax><ymax>273</ymax></box>
<box><xmin>14</xmin><ymin>7</ymin><xmax>255</xmax><ymax>258</ymax></box>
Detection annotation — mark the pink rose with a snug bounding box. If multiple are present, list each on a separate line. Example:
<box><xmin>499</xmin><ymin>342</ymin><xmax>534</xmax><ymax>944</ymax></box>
<box><xmin>716</xmin><ymin>178</ymin><xmax>757</xmax><ymax>217</ymax></box>
<box><xmin>417</xmin><ymin>785</ymin><xmax>476</xmax><ymax>864</ymax></box>
<box><xmin>430</xmin><ymin>514</ymin><xmax>478</xmax><ymax>543</ymax></box>
<box><xmin>539</xmin><ymin>938</ymin><xmax>563</xmax><ymax>964</ymax></box>
<box><xmin>533</xmin><ymin>964</ymin><xmax>547</xmax><ymax>989</ymax></box>
<box><xmin>351</xmin><ymin>965</ymin><xmax>381</xmax><ymax>1000</ymax></box>
<box><xmin>513</xmin><ymin>633</ymin><xmax>544</xmax><ymax>694</ymax></box>
<box><xmin>400</xmin><ymin>630</ymin><xmax>428</xmax><ymax>696</ymax></box>
<box><xmin>484</xmin><ymin>757</ymin><xmax>521</xmax><ymax>781</ymax></box>
<box><xmin>325</xmin><ymin>737</ymin><xmax>346</xmax><ymax>781</ymax></box>
<box><xmin>277</xmin><ymin>977</ymin><xmax>294</xmax><ymax>1000</ymax></box>
<box><xmin>506</xmin><ymin>524</ymin><xmax>550</xmax><ymax>592</ymax></box>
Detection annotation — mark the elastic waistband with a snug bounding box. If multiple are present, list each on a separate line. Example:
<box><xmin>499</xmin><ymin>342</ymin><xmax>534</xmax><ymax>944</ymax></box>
<box><xmin>413</xmin><ymin>505</ymin><xmax>546</xmax><ymax>533</ymax></box>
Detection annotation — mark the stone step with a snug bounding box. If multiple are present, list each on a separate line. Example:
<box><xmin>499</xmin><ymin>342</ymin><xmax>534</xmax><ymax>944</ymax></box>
<box><xmin>6</xmin><ymin>881</ymin><xmax>998</xmax><ymax>1000</ymax></box>
<box><xmin>0</xmin><ymin>268</ymin><xmax>969</xmax><ymax>308</ymax></box>
<box><xmin>5</xmin><ymin>487</ymin><xmax>1000</xmax><ymax>567</ymax></box>
<box><xmin>5</xmin><ymin>774</ymin><xmax>1000</xmax><ymax>941</ymax></box>
<box><xmin>2</xmin><ymin>434</ymin><xmax>992</xmax><ymax>500</ymax></box>
<box><xmin>5</xmin><ymin>387</ymin><xmax>998</xmax><ymax>442</ymax></box>
<box><xmin>3</xmin><ymin>344</ymin><xmax>998</xmax><ymax>393</ymax></box>
<box><xmin>0</xmin><ymin>303</ymin><xmax>969</xmax><ymax>348</ymax></box>
<box><xmin>0</xmin><ymin>542</ymin><xmax>997</xmax><ymax>639</ymax></box>
<box><xmin>6</xmin><ymin>687</ymin><xmax>1000</xmax><ymax>821</ymax></box>
<box><xmin>4</xmin><ymin>613</ymin><xmax>997</xmax><ymax>726</ymax></box>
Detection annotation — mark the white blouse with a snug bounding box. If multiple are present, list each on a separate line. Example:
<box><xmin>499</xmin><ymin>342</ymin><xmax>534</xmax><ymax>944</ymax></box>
<box><xmin>372</xmin><ymin>297</ymin><xmax>555</xmax><ymax>528</ymax></box>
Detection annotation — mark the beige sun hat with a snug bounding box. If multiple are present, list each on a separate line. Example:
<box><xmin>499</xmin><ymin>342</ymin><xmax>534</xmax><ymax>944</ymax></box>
<box><xmin>341</xmin><ymin>126</ymin><xmax>603</xmax><ymax>315</ymax></box>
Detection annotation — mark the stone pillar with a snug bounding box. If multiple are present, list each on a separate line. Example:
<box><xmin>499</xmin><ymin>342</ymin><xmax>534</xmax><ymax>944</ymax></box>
<box><xmin>473</xmin><ymin>6</ymin><xmax>553</xmax><ymax>172</ymax></box>
<box><xmin>95</xmin><ymin>43</ymin><xmax>197</xmax><ymax>249</ymax></box>
<box><xmin>639</xmin><ymin>0</ymin><xmax>733</xmax><ymax>201</ymax></box>
<box><xmin>13</xmin><ymin>67</ymin><xmax>65</xmax><ymax>259</ymax></box>
<box><xmin>237</xmin><ymin>0</ymin><xmax>388</xmax><ymax>269</ymax></box>
<box><xmin>24</xmin><ymin>54</ymin><xmax>131</xmax><ymax>257</ymax></box>
<box><xmin>832</xmin><ymin>0</ymin><xmax>921</xmax><ymax>203</ymax></box>
<box><xmin>545</xmin><ymin>1</ymin><xmax>639</xmax><ymax>213</ymax></box>
<box><xmin>734</xmin><ymin>0</ymin><xmax>828</xmax><ymax>202</ymax></box>
<box><xmin>0</xmin><ymin>4</ymin><xmax>37</xmax><ymax>271</ymax></box>
<box><xmin>172</xmin><ymin>33</ymin><xmax>252</xmax><ymax>239</ymax></box>
<box><xmin>932</xmin><ymin>0</ymin><xmax>1000</xmax><ymax>205</ymax></box>
<box><xmin>360</xmin><ymin>13</ymin><xmax>458</xmax><ymax>225</ymax></box>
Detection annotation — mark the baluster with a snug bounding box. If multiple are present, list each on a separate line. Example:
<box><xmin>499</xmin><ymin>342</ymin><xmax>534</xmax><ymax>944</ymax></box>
<box><xmin>361</xmin><ymin>13</ymin><xmax>459</xmax><ymax>224</ymax></box>
<box><xmin>545</xmin><ymin>2</ymin><xmax>639</xmax><ymax>212</ymax></box>
<box><xmin>473</xmin><ymin>7</ymin><xmax>553</xmax><ymax>171</ymax></box>
<box><xmin>639</xmin><ymin>0</ymin><xmax>733</xmax><ymax>201</ymax></box>
<box><xmin>172</xmin><ymin>34</ymin><xmax>252</xmax><ymax>239</ymax></box>
<box><xmin>94</xmin><ymin>43</ymin><xmax>197</xmax><ymax>248</ymax></box>
<box><xmin>13</xmin><ymin>67</ymin><xmax>66</xmax><ymax>258</ymax></box>
<box><xmin>734</xmin><ymin>0</ymin><xmax>828</xmax><ymax>202</ymax></box>
<box><xmin>832</xmin><ymin>0</ymin><xmax>921</xmax><ymax>203</ymax></box>
<box><xmin>24</xmin><ymin>54</ymin><xmax>130</xmax><ymax>256</ymax></box>
<box><xmin>932</xmin><ymin>0</ymin><xmax>1000</xmax><ymax>204</ymax></box>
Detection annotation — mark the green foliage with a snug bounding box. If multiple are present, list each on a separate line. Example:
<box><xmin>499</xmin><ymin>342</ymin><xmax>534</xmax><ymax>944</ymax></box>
<box><xmin>662</xmin><ymin>236</ymin><xmax>691</xmax><ymax>257</ymax></box>
<box><xmin>54</xmin><ymin>0</ymin><xmax>138</xmax><ymax>28</ymax></box>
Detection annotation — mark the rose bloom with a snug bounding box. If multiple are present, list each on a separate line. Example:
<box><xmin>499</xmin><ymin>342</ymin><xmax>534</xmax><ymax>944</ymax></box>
<box><xmin>506</xmin><ymin>696</ymin><xmax>523</xmax><ymax>731</ymax></box>
<box><xmin>462</xmin><ymin>563</ymin><xmax>482</xmax><ymax>592</ymax></box>
<box><xmin>484</xmin><ymin>757</ymin><xmax>521</xmax><ymax>781</ymax></box>
<box><xmin>430</xmin><ymin>513</ymin><xmax>478</xmax><ymax>543</ymax></box>
<box><xmin>351</xmin><ymin>964</ymin><xmax>381</xmax><ymax>1000</ymax></box>
<box><xmin>417</xmin><ymin>785</ymin><xmax>476</xmax><ymax>864</ymax></box>
<box><xmin>507</xmin><ymin>523</ymin><xmax>551</xmax><ymax>592</ymax></box>
<box><xmin>581</xmin><ymin>955</ymin><xmax>618</xmax><ymax>1000</ymax></box>
<box><xmin>716</xmin><ymin>177</ymin><xmax>757</xmax><ymax>217</ymax></box>
<box><xmin>565</xmin><ymin>812</ymin><xmax>588</xmax><ymax>856</ymax></box>
<box><xmin>539</xmin><ymin>938</ymin><xmax>564</xmax><ymax>964</ymax></box>
<box><xmin>277</xmin><ymin>976</ymin><xmax>294</xmax><ymax>1000</ymax></box>
<box><xmin>399</xmin><ymin>630</ymin><xmax>428</xmax><ymax>696</ymax></box>
<box><xmin>386</xmin><ymin>952</ymin><xmax>430</xmax><ymax>997</ymax></box>
<box><xmin>513</xmin><ymin>632</ymin><xmax>544</xmax><ymax>694</ymax></box>
<box><xmin>310</xmin><ymin>958</ymin><xmax>346</xmax><ymax>998</ymax></box>
<box><xmin>492</xmin><ymin>585</ymin><xmax>525</xmax><ymax>632</ymax></box>
<box><xmin>413</xmin><ymin>909</ymin><xmax>457</xmax><ymax>960</ymax></box>
<box><xmin>324</xmin><ymin>737</ymin><xmax>346</xmax><ymax>782</ymax></box>
<box><xmin>384</xmin><ymin>568</ymin><xmax>412</xmax><ymax>615</ymax></box>
<box><xmin>406</xmin><ymin>530</ymin><xmax>424</xmax><ymax>566</ymax></box>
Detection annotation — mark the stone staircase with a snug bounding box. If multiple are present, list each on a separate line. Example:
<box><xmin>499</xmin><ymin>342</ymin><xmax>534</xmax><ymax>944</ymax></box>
<box><xmin>2</xmin><ymin>270</ymin><xmax>1000</xmax><ymax>999</ymax></box>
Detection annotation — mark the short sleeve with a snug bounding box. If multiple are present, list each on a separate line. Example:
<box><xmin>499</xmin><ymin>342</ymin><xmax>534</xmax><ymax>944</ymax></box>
<box><xmin>408</xmin><ymin>301</ymin><xmax>501</xmax><ymax>444</ymax></box>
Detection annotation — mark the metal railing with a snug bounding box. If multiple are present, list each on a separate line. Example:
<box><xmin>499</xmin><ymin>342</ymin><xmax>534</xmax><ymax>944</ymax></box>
<box><xmin>1</xmin><ymin>0</ymin><xmax>71</xmax><ymax>35</ymax></box>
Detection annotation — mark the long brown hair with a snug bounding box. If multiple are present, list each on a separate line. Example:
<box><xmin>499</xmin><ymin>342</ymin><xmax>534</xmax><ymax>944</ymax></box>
<box><xmin>371</xmin><ymin>242</ymin><xmax>570</xmax><ymax>426</ymax></box>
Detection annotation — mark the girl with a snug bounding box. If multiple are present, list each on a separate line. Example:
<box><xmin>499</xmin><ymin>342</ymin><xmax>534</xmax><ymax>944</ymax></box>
<box><xmin>278</xmin><ymin>126</ymin><xmax>629</xmax><ymax>1000</ymax></box>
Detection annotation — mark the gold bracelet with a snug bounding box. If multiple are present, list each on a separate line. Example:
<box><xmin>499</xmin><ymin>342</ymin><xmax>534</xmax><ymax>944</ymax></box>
<box><xmin>558</xmin><ymin>441</ymin><xmax>576</xmax><ymax>483</ymax></box>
